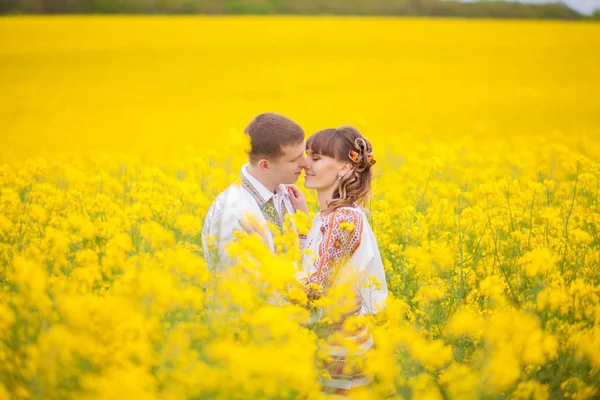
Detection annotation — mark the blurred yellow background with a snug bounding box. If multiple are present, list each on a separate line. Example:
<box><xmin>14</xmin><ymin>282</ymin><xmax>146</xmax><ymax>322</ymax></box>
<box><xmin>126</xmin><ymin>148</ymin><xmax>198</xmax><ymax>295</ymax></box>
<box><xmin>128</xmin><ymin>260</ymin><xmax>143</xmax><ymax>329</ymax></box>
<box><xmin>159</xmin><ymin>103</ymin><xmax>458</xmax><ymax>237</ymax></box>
<box><xmin>2</xmin><ymin>17</ymin><xmax>600</xmax><ymax>399</ymax></box>
<box><xmin>2</xmin><ymin>16</ymin><xmax>599</xmax><ymax>157</ymax></box>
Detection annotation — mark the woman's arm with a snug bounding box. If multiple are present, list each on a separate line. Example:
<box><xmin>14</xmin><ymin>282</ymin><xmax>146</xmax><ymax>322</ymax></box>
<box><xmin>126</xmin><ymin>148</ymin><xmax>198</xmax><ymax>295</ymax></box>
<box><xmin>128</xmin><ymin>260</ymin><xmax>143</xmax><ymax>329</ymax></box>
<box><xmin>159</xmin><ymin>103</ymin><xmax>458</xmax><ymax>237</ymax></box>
<box><xmin>303</xmin><ymin>208</ymin><xmax>363</xmax><ymax>299</ymax></box>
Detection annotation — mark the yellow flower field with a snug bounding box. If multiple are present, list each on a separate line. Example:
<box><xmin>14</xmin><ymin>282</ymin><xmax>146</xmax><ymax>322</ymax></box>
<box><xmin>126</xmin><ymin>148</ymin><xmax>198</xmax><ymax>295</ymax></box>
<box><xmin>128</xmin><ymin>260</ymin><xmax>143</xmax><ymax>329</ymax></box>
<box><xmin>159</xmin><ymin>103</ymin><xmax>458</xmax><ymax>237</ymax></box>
<box><xmin>1</xmin><ymin>16</ymin><xmax>600</xmax><ymax>399</ymax></box>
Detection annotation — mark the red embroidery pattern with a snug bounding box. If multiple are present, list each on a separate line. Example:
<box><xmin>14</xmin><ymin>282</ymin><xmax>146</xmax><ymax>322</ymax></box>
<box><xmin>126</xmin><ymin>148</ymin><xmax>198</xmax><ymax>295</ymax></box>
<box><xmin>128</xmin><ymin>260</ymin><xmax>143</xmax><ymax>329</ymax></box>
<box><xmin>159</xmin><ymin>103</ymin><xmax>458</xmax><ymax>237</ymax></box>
<box><xmin>306</xmin><ymin>207</ymin><xmax>363</xmax><ymax>298</ymax></box>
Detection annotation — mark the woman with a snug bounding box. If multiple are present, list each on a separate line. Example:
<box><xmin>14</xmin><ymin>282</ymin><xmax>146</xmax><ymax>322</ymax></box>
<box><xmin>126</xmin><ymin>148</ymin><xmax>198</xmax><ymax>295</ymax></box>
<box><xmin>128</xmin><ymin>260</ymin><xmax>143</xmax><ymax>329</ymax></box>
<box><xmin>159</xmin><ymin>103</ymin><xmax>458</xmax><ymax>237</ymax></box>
<box><xmin>288</xmin><ymin>126</ymin><xmax>388</xmax><ymax>397</ymax></box>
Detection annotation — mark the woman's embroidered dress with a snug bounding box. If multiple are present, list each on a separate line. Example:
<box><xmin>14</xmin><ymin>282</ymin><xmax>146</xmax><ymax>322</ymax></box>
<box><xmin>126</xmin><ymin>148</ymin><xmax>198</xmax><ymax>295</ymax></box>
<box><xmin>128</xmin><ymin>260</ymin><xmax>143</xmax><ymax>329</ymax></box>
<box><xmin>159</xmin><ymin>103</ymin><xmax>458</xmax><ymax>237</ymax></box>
<box><xmin>300</xmin><ymin>206</ymin><xmax>388</xmax><ymax>397</ymax></box>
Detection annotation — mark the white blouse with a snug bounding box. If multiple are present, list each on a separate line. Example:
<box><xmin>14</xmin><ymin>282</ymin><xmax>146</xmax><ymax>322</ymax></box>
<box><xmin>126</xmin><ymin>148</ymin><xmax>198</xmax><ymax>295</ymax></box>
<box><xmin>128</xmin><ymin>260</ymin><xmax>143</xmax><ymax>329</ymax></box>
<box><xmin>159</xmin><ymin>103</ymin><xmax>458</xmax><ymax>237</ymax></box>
<box><xmin>300</xmin><ymin>206</ymin><xmax>388</xmax><ymax>315</ymax></box>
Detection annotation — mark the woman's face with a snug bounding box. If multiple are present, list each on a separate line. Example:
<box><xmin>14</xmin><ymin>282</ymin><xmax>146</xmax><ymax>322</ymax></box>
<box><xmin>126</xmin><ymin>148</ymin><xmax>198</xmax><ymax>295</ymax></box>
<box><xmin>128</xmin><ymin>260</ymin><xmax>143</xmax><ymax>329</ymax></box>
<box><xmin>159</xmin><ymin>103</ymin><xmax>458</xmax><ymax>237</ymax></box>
<box><xmin>304</xmin><ymin>149</ymin><xmax>346</xmax><ymax>191</ymax></box>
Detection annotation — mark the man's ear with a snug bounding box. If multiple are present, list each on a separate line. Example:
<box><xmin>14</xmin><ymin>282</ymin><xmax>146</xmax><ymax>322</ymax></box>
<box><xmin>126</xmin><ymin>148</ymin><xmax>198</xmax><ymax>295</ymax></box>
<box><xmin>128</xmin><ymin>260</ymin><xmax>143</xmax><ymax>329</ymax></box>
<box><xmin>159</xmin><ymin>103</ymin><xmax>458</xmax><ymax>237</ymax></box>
<box><xmin>258</xmin><ymin>159</ymin><xmax>270</xmax><ymax>172</ymax></box>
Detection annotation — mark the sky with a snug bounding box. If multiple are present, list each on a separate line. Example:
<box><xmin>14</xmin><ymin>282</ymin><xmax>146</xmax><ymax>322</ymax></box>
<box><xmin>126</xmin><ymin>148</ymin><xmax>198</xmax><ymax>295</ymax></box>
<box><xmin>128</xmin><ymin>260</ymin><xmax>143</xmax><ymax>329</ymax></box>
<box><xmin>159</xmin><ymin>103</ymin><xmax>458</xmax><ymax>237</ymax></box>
<box><xmin>506</xmin><ymin>0</ymin><xmax>599</xmax><ymax>13</ymax></box>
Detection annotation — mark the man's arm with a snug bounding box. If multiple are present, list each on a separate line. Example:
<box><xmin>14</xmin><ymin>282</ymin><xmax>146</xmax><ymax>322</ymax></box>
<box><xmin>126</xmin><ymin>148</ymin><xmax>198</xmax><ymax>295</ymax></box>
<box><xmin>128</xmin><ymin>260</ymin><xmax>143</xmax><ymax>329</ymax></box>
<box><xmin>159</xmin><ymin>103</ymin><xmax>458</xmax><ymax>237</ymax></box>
<box><xmin>202</xmin><ymin>197</ymin><xmax>244</xmax><ymax>271</ymax></box>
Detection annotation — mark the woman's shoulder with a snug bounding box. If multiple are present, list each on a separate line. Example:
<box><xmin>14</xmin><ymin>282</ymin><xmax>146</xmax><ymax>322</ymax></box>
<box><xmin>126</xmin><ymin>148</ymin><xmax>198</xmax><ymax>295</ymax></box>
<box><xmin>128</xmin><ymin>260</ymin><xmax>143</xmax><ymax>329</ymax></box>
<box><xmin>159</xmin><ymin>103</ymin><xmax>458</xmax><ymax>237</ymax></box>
<box><xmin>330</xmin><ymin>205</ymin><xmax>365</xmax><ymax>218</ymax></box>
<box><xmin>323</xmin><ymin>206</ymin><xmax>365</xmax><ymax>230</ymax></box>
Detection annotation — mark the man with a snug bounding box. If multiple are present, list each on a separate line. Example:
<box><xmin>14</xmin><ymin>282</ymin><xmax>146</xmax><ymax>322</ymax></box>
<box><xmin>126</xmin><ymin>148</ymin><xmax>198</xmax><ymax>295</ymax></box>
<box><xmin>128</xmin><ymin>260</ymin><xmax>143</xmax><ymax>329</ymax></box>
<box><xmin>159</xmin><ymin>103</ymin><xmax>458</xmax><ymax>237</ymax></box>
<box><xmin>202</xmin><ymin>112</ymin><xmax>308</xmax><ymax>270</ymax></box>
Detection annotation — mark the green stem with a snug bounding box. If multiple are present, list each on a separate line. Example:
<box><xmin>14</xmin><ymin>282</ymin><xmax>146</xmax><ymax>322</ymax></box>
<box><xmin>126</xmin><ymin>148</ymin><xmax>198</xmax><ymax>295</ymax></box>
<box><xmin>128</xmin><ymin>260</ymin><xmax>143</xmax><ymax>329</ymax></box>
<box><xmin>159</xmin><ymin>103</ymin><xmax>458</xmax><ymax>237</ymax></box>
<box><xmin>561</xmin><ymin>162</ymin><xmax>580</xmax><ymax>273</ymax></box>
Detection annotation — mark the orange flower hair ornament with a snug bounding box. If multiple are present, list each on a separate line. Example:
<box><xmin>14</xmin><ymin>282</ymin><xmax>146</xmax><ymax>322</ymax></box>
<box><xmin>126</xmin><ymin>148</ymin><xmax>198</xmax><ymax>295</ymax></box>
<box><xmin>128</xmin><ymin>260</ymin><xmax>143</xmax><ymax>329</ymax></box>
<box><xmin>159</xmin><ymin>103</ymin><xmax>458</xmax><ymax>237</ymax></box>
<box><xmin>349</xmin><ymin>149</ymin><xmax>376</xmax><ymax>166</ymax></box>
<box><xmin>367</xmin><ymin>154</ymin><xmax>376</xmax><ymax>166</ymax></box>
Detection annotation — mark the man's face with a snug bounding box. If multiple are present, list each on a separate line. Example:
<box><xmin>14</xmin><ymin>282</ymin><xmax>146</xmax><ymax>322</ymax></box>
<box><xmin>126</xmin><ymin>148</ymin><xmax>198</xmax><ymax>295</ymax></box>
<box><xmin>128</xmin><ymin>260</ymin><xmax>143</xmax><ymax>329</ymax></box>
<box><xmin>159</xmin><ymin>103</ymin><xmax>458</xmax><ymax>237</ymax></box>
<box><xmin>268</xmin><ymin>141</ymin><xmax>307</xmax><ymax>185</ymax></box>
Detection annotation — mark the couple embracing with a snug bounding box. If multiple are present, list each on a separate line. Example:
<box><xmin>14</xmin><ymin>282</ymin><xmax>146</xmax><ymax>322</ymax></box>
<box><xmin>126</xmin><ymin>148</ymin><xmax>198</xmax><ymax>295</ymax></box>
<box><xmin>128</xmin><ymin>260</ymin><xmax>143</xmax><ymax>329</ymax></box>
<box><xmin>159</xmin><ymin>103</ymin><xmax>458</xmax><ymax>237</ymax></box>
<box><xmin>202</xmin><ymin>112</ymin><xmax>388</xmax><ymax>396</ymax></box>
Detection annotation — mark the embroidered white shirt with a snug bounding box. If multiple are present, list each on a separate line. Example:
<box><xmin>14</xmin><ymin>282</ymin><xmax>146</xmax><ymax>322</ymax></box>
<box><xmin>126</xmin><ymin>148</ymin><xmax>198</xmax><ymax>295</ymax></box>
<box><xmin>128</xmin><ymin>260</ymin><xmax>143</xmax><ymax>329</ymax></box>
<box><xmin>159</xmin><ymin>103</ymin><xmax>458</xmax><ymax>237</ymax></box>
<box><xmin>202</xmin><ymin>164</ymin><xmax>296</xmax><ymax>270</ymax></box>
<box><xmin>299</xmin><ymin>206</ymin><xmax>388</xmax><ymax>315</ymax></box>
<box><xmin>240</xmin><ymin>165</ymin><xmax>292</xmax><ymax>222</ymax></box>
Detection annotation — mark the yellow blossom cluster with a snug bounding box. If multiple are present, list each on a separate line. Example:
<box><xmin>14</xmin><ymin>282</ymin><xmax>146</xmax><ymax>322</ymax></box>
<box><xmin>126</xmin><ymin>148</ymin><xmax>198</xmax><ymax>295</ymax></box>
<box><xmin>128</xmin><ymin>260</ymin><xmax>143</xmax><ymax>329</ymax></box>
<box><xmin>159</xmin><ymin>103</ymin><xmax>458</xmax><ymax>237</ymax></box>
<box><xmin>1</xmin><ymin>15</ymin><xmax>600</xmax><ymax>399</ymax></box>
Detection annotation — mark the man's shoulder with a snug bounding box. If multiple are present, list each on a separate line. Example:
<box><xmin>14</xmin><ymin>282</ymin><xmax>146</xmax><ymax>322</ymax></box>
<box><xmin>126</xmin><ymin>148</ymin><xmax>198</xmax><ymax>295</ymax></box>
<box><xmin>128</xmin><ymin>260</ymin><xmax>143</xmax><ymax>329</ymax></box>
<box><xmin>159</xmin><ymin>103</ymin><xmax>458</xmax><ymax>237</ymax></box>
<box><xmin>205</xmin><ymin>180</ymin><xmax>261</xmax><ymax>218</ymax></box>
<box><xmin>211</xmin><ymin>181</ymin><xmax>245</xmax><ymax>205</ymax></box>
<box><xmin>204</xmin><ymin>182</ymin><xmax>244</xmax><ymax>230</ymax></box>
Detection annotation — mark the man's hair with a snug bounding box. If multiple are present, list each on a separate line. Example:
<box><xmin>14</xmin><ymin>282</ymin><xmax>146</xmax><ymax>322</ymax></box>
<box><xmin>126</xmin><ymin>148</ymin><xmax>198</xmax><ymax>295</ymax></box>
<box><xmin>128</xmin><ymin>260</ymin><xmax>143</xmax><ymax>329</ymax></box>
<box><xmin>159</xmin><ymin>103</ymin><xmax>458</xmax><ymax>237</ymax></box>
<box><xmin>244</xmin><ymin>113</ymin><xmax>304</xmax><ymax>164</ymax></box>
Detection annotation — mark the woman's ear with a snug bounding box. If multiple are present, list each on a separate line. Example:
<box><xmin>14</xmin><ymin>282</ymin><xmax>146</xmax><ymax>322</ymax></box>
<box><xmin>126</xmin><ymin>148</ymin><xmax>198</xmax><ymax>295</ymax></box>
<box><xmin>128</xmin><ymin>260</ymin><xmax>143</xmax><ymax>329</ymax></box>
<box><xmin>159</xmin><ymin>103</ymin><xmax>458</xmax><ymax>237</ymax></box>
<box><xmin>339</xmin><ymin>162</ymin><xmax>353</xmax><ymax>176</ymax></box>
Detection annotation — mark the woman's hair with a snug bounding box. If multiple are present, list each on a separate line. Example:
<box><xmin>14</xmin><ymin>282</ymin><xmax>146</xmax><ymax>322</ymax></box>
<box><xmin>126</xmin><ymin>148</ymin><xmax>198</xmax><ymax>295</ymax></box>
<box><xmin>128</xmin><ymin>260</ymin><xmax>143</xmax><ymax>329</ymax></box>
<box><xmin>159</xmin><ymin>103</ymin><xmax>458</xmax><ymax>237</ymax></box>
<box><xmin>306</xmin><ymin>126</ymin><xmax>376</xmax><ymax>211</ymax></box>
